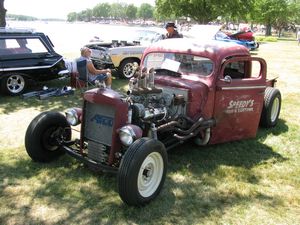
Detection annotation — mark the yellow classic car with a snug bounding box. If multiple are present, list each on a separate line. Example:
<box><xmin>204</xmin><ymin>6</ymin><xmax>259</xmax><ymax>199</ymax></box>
<box><xmin>85</xmin><ymin>28</ymin><xmax>165</xmax><ymax>79</ymax></box>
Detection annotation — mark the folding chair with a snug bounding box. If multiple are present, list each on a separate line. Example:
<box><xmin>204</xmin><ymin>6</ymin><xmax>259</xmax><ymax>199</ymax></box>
<box><xmin>75</xmin><ymin>58</ymin><xmax>95</xmax><ymax>90</ymax></box>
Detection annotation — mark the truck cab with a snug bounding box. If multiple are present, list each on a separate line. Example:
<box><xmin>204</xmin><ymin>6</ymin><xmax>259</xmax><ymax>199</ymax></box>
<box><xmin>142</xmin><ymin>39</ymin><xmax>280</xmax><ymax>144</ymax></box>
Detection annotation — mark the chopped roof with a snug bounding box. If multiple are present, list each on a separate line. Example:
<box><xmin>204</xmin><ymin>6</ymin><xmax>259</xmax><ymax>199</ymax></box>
<box><xmin>144</xmin><ymin>38</ymin><xmax>250</xmax><ymax>62</ymax></box>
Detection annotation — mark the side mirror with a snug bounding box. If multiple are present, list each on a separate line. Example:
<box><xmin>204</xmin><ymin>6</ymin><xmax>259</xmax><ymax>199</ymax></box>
<box><xmin>220</xmin><ymin>75</ymin><xmax>232</xmax><ymax>83</ymax></box>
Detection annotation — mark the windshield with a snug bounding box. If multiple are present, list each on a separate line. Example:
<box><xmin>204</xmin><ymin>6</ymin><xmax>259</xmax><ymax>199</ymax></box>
<box><xmin>215</xmin><ymin>31</ymin><xmax>230</xmax><ymax>39</ymax></box>
<box><xmin>143</xmin><ymin>52</ymin><xmax>214</xmax><ymax>76</ymax></box>
<box><xmin>130</xmin><ymin>30</ymin><xmax>163</xmax><ymax>44</ymax></box>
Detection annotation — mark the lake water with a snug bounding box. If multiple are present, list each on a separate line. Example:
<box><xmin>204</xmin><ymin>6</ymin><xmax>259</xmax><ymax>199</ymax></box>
<box><xmin>7</xmin><ymin>21</ymin><xmax>160</xmax><ymax>58</ymax></box>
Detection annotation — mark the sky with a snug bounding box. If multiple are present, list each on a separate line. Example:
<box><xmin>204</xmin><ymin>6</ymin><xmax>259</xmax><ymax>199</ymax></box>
<box><xmin>5</xmin><ymin>0</ymin><xmax>156</xmax><ymax>19</ymax></box>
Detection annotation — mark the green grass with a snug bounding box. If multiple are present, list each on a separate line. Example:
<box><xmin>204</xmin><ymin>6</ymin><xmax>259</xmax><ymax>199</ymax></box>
<box><xmin>1</xmin><ymin>40</ymin><xmax>300</xmax><ymax>225</ymax></box>
<box><xmin>256</xmin><ymin>36</ymin><xmax>278</xmax><ymax>42</ymax></box>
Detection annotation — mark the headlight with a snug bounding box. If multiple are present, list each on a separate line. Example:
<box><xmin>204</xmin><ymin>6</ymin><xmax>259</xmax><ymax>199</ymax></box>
<box><xmin>119</xmin><ymin>126</ymin><xmax>136</xmax><ymax>146</ymax></box>
<box><xmin>99</xmin><ymin>50</ymin><xmax>112</xmax><ymax>63</ymax></box>
<box><xmin>104</xmin><ymin>53</ymin><xmax>112</xmax><ymax>63</ymax></box>
<box><xmin>65</xmin><ymin>108</ymin><xmax>79</xmax><ymax>126</ymax></box>
<box><xmin>99</xmin><ymin>52</ymin><xmax>106</xmax><ymax>60</ymax></box>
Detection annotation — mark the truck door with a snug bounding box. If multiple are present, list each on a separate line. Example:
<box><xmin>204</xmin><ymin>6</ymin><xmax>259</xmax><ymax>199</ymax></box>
<box><xmin>211</xmin><ymin>57</ymin><xmax>267</xmax><ymax>144</ymax></box>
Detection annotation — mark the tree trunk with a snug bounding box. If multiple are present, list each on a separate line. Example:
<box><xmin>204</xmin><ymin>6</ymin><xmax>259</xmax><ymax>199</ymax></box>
<box><xmin>265</xmin><ymin>23</ymin><xmax>272</xmax><ymax>36</ymax></box>
<box><xmin>0</xmin><ymin>0</ymin><xmax>6</xmax><ymax>27</ymax></box>
<box><xmin>278</xmin><ymin>28</ymin><xmax>282</xmax><ymax>38</ymax></box>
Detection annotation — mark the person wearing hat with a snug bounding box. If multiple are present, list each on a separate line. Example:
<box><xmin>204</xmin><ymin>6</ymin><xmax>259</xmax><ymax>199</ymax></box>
<box><xmin>165</xmin><ymin>22</ymin><xmax>183</xmax><ymax>39</ymax></box>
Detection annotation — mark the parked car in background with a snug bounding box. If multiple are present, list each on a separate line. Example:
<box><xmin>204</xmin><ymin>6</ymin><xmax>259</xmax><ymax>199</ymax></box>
<box><xmin>215</xmin><ymin>30</ymin><xmax>258</xmax><ymax>50</ymax></box>
<box><xmin>185</xmin><ymin>25</ymin><xmax>259</xmax><ymax>51</ymax></box>
<box><xmin>0</xmin><ymin>28</ymin><xmax>69</xmax><ymax>96</ymax></box>
<box><xmin>85</xmin><ymin>28</ymin><xmax>166</xmax><ymax>79</ymax></box>
<box><xmin>225</xmin><ymin>29</ymin><xmax>259</xmax><ymax>49</ymax></box>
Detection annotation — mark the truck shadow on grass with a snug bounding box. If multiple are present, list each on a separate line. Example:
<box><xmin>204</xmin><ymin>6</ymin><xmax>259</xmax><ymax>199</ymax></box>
<box><xmin>159</xmin><ymin>118</ymin><xmax>288</xmax><ymax>223</ymax></box>
<box><xmin>0</xmin><ymin>119</ymin><xmax>289</xmax><ymax>224</ymax></box>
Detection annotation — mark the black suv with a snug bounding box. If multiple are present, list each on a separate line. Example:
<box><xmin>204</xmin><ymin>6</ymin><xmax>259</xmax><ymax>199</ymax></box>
<box><xmin>0</xmin><ymin>28</ymin><xmax>69</xmax><ymax>95</ymax></box>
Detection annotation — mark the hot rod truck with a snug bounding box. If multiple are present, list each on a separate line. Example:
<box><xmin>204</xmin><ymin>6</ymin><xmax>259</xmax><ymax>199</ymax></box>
<box><xmin>25</xmin><ymin>39</ymin><xmax>281</xmax><ymax>206</ymax></box>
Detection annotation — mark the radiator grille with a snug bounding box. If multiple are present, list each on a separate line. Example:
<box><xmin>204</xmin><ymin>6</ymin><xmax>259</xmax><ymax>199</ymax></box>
<box><xmin>84</xmin><ymin>102</ymin><xmax>115</xmax><ymax>146</ymax></box>
<box><xmin>87</xmin><ymin>140</ymin><xmax>108</xmax><ymax>163</ymax></box>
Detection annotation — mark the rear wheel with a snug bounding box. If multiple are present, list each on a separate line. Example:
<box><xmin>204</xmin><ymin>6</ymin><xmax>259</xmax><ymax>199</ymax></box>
<box><xmin>119</xmin><ymin>59</ymin><xmax>139</xmax><ymax>79</ymax></box>
<box><xmin>118</xmin><ymin>138</ymin><xmax>167</xmax><ymax>206</ymax></box>
<box><xmin>1</xmin><ymin>73</ymin><xmax>27</xmax><ymax>95</ymax></box>
<box><xmin>260</xmin><ymin>87</ymin><xmax>281</xmax><ymax>128</ymax></box>
<box><xmin>25</xmin><ymin>111</ymin><xmax>71</xmax><ymax>162</ymax></box>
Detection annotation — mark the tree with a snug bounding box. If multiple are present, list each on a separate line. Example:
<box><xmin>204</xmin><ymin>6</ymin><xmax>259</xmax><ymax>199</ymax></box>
<box><xmin>67</xmin><ymin>12</ymin><xmax>78</xmax><ymax>22</ymax></box>
<box><xmin>288</xmin><ymin>0</ymin><xmax>300</xmax><ymax>26</ymax></box>
<box><xmin>138</xmin><ymin>3</ymin><xmax>154</xmax><ymax>21</ymax></box>
<box><xmin>155</xmin><ymin>0</ymin><xmax>253</xmax><ymax>24</ymax></box>
<box><xmin>250</xmin><ymin>0</ymin><xmax>300</xmax><ymax>36</ymax></box>
<box><xmin>218</xmin><ymin>0</ymin><xmax>254</xmax><ymax>23</ymax></box>
<box><xmin>0</xmin><ymin>0</ymin><xmax>6</xmax><ymax>27</ymax></box>
<box><xmin>126</xmin><ymin>4</ymin><xmax>137</xmax><ymax>20</ymax></box>
<box><xmin>93</xmin><ymin>3</ymin><xmax>111</xmax><ymax>19</ymax></box>
<box><xmin>110</xmin><ymin>3</ymin><xmax>127</xmax><ymax>20</ymax></box>
<box><xmin>155</xmin><ymin>0</ymin><xmax>213</xmax><ymax>24</ymax></box>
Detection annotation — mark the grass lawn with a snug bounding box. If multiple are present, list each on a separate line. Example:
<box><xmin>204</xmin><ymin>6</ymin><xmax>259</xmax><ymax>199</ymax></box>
<box><xmin>0</xmin><ymin>41</ymin><xmax>300</xmax><ymax>225</ymax></box>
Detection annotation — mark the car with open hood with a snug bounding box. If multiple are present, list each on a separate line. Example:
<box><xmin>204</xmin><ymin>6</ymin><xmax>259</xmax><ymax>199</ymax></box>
<box><xmin>84</xmin><ymin>27</ymin><xmax>166</xmax><ymax>79</ymax></box>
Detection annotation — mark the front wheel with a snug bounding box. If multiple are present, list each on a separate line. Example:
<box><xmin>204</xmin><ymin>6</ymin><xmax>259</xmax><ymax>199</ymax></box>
<box><xmin>25</xmin><ymin>111</ymin><xmax>71</xmax><ymax>162</ymax></box>
<box><xmin>119</xmin><ymin>59</ymin><xmax>140</xmax><ymax>79</ymax></box>
<box><xmin>118</xmin><ymin>138</ymin><xmax>167</xmax><ymax>206</ymax></box>
<box><xmin>260</xmin><ymin>87</ymin><xmax>281</xmax><ymax>128</ymax></box>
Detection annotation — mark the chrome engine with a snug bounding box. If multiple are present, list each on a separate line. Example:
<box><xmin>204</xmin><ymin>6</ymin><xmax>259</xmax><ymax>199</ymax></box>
<box><xmin>124</xmin><ymin>66</ymin><xmax>215</xmax><ymax>149</ymax></box>
<box><xmin>127</xmin><ymin>67</ymin><xmax>187</xmax><ymax>125</ymax></box>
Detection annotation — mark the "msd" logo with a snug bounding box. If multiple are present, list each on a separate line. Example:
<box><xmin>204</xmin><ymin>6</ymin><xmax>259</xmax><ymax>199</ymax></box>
<box><xmin>90</xmin><ymin>114</ymin><xmax>114</xmax><ymax>127</ymax></box>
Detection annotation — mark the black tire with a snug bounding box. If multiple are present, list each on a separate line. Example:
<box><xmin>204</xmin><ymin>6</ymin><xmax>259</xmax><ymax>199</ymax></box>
<box><xmin>260</xmin><ymin>87</ymin><xmax>281</xmax><ymax>128</ymax></box>
<box><xmin>118</xmin><ymin>138</ymin><xmax>168</xmax><ymax>206</ymax></box>
<box><xmin>25</xmin><ymin>111</ymin><xmax>71</xmax><ymax>162</ymax></box>
<box><xmin>1</xmin><ymin>73</ymin><xmax>27</xmax><ymax>96</ymax></box>
<box><xmin>119</xmin><ymin>58</ymin><xmax>140</xmax><ymax>79</ymax></box>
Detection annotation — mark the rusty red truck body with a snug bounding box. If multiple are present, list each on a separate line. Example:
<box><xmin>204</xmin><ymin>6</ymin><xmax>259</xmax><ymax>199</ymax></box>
<box><xmin>25</xmin><ymin>39</ymin><xmax>281</xmax><ymax>206</ymax></box>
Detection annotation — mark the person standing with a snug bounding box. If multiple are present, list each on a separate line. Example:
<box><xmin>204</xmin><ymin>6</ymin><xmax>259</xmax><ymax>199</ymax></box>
<box><xmin>165</xmin><ymin>22</ymin><xmax>183</xmax><ymax>39</ymax></box>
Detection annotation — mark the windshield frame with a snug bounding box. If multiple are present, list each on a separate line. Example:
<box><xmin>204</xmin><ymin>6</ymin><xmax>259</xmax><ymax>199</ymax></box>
<box><xmin>142</xmin><ymin>51</ymin><xmax>215</xmax><ymax>78</ymax></box>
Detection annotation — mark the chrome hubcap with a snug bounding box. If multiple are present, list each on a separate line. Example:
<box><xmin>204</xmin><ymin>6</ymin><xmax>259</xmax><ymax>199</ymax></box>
<box><xmin>123</xmin><ymin>63</ymin><xmax>134</xmax><ymax>78</ymax></box>
<box><xmin>7</xmin><ymin>75</ymin><xmax>25</xmax><ymax>93</ymax></box>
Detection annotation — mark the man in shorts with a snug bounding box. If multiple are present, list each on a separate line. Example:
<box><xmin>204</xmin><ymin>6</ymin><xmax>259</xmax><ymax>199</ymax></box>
<box><xmin>79</xmin><ymin>47</ymin><xmax>112</xmax><ymax>88</ymax></box>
